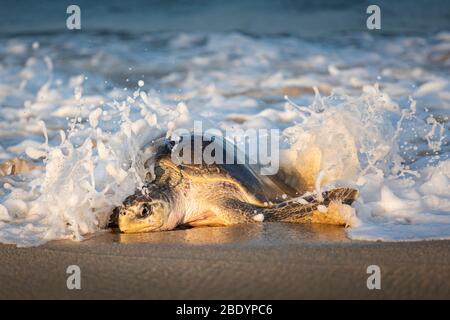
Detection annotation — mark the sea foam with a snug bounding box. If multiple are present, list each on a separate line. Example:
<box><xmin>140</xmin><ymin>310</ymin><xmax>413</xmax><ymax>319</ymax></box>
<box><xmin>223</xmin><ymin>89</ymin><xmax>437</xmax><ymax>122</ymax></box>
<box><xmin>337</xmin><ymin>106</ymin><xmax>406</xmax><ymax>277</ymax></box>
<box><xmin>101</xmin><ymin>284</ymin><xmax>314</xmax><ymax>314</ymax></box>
<box><xmin>0</xmin><ymin>32</ymin><xmax>449</xmax><ymax>246</ymax></box>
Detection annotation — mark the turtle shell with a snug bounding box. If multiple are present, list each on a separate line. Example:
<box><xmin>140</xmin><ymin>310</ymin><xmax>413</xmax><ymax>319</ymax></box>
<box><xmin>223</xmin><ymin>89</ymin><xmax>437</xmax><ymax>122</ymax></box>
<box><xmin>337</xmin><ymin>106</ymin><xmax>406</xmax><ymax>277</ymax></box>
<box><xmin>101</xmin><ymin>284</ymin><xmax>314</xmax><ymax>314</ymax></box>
<box><xmin>143</xmin><ymin>134</ymin><xmax>299</xmax><ymax>203</ymax></box>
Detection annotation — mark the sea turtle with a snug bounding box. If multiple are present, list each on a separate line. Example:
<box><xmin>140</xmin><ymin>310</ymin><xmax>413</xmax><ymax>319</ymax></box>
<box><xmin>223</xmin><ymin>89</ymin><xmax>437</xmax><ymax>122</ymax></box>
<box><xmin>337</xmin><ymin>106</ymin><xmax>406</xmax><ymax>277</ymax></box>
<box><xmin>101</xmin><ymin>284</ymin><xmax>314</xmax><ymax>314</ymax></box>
<box><xmin>114</xmin><ymin>135</ymin><xmax>358</xmax><ymax>233</ymax></box>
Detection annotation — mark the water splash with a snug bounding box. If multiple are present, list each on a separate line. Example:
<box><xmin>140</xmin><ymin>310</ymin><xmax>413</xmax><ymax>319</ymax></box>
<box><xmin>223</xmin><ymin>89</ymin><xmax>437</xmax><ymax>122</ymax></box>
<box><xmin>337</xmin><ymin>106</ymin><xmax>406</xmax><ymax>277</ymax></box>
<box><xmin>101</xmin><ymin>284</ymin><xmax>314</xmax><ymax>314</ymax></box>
<box><xmin>0</xmin><ymin>31</ymin><xmax>449</xmax><ymax>246</ymax></box>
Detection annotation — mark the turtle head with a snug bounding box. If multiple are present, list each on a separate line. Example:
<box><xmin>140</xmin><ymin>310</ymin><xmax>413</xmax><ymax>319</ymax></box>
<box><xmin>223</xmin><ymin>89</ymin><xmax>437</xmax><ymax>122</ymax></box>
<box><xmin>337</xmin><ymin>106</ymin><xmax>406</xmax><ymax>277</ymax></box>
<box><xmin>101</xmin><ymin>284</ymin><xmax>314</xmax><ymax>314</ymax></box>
<box><xmin>117</xmin><ymin>186</ymin><xmax>172</xmax><ymax>233</ymax></box>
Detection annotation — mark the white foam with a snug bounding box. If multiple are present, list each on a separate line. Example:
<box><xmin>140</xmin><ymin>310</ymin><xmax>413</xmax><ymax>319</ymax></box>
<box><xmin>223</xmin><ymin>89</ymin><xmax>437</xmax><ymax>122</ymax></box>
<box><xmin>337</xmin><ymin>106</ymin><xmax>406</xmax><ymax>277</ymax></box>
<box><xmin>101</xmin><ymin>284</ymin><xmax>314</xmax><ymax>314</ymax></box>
<box><xmin>0</xmin><ymin>32</ymin><xmax>449</xmax><ymax>246</ymax></box>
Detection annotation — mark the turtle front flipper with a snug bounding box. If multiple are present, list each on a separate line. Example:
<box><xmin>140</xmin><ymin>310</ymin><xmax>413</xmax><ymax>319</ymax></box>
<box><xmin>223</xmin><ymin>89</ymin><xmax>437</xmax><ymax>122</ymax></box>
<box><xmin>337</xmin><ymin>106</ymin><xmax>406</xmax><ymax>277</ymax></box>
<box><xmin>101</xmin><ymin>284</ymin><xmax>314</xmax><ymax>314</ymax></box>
<box><xmin>217</xmin><ymin>187</ymin><xmax>358</xmax><ymax>227</ymax></box>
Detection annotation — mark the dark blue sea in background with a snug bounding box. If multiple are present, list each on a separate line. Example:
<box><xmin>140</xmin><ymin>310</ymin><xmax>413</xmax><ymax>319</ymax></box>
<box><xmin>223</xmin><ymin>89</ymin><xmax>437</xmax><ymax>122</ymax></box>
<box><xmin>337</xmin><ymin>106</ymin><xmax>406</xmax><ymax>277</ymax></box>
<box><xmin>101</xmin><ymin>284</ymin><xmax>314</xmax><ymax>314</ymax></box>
<box><xmin>0</xmin><ymin>0</ymin><xmax>449</xmax><ymax>37</ymax></box>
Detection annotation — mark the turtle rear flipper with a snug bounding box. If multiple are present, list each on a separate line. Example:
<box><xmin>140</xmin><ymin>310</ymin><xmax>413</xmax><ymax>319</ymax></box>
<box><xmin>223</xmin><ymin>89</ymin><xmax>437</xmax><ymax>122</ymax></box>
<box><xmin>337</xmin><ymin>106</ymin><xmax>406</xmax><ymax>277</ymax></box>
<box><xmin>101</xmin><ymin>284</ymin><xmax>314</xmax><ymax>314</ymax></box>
<box><xmin>217</xmin><ymin>187</ymin><xmax>358</xmax><ymax>226</ymax></box>
<box><xmin>265</xmin><ymin>187</ymin><xmax>358</xmax><ymax>226</ymax></box>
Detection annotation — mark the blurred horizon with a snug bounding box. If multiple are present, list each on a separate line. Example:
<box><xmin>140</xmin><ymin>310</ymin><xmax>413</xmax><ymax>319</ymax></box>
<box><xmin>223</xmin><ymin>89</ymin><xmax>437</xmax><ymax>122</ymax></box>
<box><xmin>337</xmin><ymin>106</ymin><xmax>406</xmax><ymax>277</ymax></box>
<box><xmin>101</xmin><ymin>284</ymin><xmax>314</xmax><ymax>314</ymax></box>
<box><xmin>0</xmin><ymin>0</ymin><xmax>449</xmax><ymax>38</ymax></box>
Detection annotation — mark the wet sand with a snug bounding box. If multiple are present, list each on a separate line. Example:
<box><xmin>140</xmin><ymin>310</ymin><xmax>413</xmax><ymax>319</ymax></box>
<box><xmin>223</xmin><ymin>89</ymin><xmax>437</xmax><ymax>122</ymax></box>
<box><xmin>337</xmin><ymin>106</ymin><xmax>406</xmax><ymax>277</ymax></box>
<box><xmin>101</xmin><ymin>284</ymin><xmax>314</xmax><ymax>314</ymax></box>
<box><xmin>0</xmin><ymin>223</ymin><xmax>449</xmax><ymax>299</ymax></box>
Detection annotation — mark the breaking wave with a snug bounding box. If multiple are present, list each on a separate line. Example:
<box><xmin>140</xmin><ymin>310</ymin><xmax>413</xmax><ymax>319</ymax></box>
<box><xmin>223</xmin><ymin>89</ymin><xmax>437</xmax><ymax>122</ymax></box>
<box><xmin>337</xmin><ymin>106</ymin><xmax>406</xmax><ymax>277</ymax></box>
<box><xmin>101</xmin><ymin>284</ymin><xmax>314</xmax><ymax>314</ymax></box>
<box><xmin>0</xmin><ymin>31</ymin><xmax>449</xmax><ymax>246</ymax></box>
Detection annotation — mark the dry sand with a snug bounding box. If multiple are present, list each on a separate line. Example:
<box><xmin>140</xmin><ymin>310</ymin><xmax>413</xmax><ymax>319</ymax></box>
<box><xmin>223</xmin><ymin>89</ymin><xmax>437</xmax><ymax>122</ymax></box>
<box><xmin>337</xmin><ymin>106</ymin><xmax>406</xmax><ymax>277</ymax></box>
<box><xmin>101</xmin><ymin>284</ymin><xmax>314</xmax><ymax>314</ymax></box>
<box><xmin>0</xmin><ymin>223</ymin><xmax>449</xmax><ymax>299</ymax></box>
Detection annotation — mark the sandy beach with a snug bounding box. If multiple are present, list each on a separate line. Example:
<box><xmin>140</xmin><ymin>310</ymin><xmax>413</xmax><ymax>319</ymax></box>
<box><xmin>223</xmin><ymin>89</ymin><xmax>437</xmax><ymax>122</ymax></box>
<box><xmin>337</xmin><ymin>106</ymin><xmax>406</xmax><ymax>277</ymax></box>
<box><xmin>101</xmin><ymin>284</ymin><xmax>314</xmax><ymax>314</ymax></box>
<box><xmin>0</xmin><ymin>223</ymin><xmax>449</xmax><ymax>299</ymax></box>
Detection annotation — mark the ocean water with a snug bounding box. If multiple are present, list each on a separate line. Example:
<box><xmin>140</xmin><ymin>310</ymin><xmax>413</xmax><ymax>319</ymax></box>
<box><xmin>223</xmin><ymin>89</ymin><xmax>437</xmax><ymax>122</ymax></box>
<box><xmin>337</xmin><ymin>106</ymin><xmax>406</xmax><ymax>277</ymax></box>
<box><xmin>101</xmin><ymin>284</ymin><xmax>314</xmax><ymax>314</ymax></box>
<box><xmin>0</xmin><ymin>1</ymin><xmax>450</xmax><ymax>246</ymax></box>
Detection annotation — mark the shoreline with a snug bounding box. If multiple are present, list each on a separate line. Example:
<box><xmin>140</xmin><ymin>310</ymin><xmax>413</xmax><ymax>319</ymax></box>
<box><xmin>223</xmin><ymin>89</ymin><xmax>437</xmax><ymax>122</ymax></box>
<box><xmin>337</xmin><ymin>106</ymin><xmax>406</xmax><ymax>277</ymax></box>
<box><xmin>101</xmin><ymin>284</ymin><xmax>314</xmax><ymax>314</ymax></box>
<box><xmin>1</xmin><ymin>223</ymin><xmax>449</xmax><ymax>299</ymax></box>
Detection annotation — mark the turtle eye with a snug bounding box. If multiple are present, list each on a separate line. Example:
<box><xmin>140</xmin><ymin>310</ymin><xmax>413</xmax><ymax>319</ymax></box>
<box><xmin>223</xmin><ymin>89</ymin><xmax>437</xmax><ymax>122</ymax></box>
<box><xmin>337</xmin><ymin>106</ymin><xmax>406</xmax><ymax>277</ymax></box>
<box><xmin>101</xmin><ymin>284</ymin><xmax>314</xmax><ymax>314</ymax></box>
<box><xmin>139</xmin><ymin>203</ymin><xmax>152</xmax><ymax>218</ymax></box>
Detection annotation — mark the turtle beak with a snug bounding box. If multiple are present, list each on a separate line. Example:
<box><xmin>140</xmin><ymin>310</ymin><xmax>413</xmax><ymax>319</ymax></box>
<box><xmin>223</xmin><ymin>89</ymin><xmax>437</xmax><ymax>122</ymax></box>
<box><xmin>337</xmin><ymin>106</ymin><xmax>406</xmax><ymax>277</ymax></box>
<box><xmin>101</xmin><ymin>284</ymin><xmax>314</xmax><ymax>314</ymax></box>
<box><xmin>117</xmin><ymin>202</ymin><xmax>167</xmax><ymax>233</ymax></box>
<box><xmin>118</xmin><ymin>213</ymin><xmax>163</xmax><ymax>233</ymax></box>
